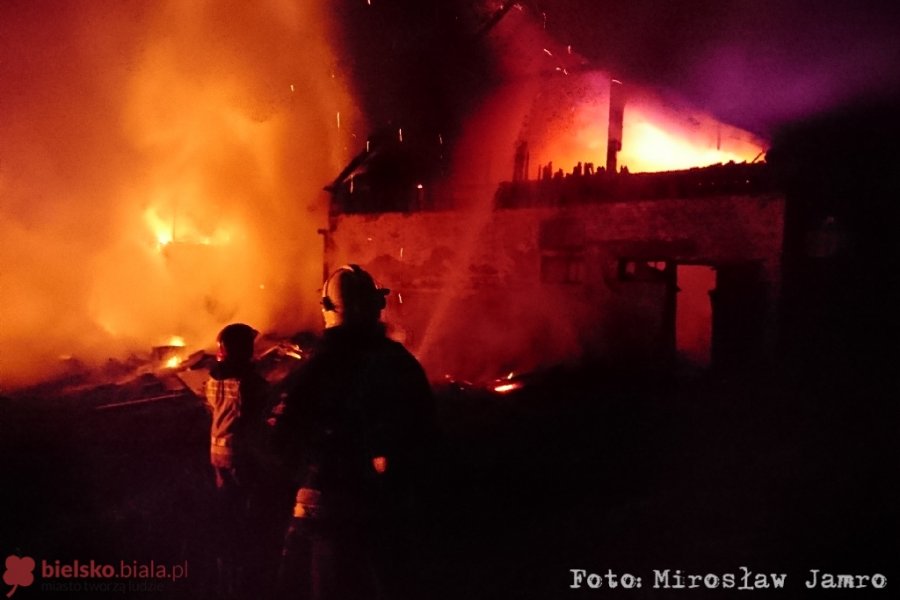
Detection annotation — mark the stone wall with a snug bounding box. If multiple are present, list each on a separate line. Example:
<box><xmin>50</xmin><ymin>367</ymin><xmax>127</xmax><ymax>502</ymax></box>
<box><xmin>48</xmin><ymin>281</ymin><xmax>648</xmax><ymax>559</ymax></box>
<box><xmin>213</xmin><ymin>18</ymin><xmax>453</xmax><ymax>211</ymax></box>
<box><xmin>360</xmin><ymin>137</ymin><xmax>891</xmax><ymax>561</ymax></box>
<box><xmin>327</xmin><ymin>194</ymin><xmax>784</xmax><ymax>380</ymax></box>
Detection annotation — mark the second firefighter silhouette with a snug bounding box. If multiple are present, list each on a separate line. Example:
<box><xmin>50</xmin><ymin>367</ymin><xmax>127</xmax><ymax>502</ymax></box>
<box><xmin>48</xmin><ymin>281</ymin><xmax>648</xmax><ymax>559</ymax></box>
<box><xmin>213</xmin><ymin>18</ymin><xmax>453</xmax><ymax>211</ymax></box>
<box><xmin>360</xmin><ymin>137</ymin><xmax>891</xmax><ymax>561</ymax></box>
<box><xmin>204</xmin><ymin>323</ymin><xmax>270</xmax><ymax>597</ymax></box>
<box><xmin>273</xmin><ymin>264</ymin><xmax>434</xmax><ymax>600</ymax></box>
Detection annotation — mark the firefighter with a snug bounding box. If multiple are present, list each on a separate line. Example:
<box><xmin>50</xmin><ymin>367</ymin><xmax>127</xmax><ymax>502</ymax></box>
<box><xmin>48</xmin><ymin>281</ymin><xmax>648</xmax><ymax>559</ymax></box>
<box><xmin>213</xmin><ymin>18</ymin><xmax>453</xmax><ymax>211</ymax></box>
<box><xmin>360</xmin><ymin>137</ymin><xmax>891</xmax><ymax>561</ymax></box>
<box><xmin>204</xmin><ymin>322</ymin><xmax>269</xmax><ymax>598</ymax></box>
<box><xmin>272</xmin><ymin>264</ymin><xmax>435</xmax><ymax>600</ymax></box>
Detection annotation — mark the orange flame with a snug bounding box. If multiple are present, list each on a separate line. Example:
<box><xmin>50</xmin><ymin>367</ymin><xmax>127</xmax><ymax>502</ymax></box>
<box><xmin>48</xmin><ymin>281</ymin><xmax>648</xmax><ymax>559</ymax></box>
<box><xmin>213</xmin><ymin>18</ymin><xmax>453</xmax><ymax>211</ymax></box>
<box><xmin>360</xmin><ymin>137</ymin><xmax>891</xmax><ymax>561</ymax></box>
<box><xmin>533</xmin><ymin>74</ymin><xmax>766</xmax><ymax>175</ymax></box>
<box><xmin>0</xmin><ymin>1</ymin><xmax>358</xmax><ymax>389</ymax></box>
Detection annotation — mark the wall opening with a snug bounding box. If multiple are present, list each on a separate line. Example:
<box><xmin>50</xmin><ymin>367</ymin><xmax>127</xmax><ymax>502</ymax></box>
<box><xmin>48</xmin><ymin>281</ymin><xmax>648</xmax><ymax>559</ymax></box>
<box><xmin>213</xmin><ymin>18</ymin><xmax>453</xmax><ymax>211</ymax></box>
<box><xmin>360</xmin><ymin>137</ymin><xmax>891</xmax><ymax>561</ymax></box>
<box><xmin>675</xmin><ymin>265</ymin><xmax>716</xmax><ymax>368</ymax></box>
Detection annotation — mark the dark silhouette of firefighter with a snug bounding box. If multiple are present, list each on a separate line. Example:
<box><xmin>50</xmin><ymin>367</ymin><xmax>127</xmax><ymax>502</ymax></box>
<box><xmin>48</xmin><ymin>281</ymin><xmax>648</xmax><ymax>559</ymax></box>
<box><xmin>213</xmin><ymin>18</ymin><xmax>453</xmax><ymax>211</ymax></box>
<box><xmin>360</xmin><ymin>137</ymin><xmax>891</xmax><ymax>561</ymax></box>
<box><xmin>204</xmin><ymin>322</ymin><xmax>269</xmax><ymax>598</ymax></box>
<box><xmin>272</xmin><ymin>264</ymin><xmax>435</xmax><ymax>600</ymax></box>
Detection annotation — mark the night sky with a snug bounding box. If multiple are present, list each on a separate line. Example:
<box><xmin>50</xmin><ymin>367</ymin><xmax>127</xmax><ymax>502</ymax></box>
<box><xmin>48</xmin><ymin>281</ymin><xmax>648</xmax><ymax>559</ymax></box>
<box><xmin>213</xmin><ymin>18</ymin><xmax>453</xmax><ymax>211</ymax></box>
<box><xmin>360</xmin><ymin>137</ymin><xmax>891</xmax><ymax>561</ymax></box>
<box><xmin>335</xmin><ymin>0</ymin><xmax>900</xmax><ymax>138</ymax></box>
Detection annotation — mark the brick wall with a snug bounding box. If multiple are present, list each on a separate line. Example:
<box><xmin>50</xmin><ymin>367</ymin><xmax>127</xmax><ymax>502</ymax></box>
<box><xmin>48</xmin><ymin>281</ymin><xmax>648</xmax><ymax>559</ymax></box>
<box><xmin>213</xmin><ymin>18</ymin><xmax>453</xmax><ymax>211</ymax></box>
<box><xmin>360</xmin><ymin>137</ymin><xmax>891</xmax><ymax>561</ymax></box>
<box><xmin>328</xmin><ymin>193</ymin><xmax>784</xmax><ymax>380</ymax></box>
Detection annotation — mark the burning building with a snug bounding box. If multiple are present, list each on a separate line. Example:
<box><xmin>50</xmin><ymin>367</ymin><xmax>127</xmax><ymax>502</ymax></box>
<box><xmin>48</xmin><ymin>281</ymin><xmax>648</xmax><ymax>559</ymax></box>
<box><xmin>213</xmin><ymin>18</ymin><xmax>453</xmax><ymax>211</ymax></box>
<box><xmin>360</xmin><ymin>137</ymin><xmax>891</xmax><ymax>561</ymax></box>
<box><xmin>2</xmin><ymin>4</ymin><xmax>897</xmax><ymax>599</ymax></box>
<box><xmin>2</xmin><ymin>0</ymin><xmax>894</xmax><ymax>392</ymax></box>
<box><xmin>326</xmin><ymin>156</ymin><xmax>784</xmax><ymax>381</ymax></box>
<box><xmin>319</xmin><ymin>5</ymin><xmax>782</xmax><ymax>382</ymax></box>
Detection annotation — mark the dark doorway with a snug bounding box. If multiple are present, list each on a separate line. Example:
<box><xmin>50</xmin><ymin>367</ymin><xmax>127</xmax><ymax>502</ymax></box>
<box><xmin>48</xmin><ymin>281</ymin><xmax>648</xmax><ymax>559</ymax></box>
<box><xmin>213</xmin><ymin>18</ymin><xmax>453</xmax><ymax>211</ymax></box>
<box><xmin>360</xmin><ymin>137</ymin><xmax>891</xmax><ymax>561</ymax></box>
<box><xmin>710</xmin><ymin>262</ymin><xmax>767</xmax><ymax>370</ymax></box>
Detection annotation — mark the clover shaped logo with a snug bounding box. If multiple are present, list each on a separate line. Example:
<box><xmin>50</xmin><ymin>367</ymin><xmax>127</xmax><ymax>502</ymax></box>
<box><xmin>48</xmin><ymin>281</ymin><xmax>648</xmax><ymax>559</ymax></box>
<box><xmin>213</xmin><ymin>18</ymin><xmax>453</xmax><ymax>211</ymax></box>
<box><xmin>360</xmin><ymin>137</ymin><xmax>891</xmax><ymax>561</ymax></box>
<box><xmin>3</xmin><ymin>555</ymin><xmax>35</xmax><ymax>598</ymax></box>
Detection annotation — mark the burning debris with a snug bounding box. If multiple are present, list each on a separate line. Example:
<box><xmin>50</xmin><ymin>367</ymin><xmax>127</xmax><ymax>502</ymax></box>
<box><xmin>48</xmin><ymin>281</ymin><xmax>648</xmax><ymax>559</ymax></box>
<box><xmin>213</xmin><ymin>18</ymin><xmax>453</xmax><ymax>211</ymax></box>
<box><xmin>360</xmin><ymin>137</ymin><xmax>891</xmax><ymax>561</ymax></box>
<box><xmin>151</xmin><ymin>337</ymin><xmax>188</xmax><ymax>370</ymax></box>
<box><xmin>5</xmin><ymin>331</ymin><xmax>315</xmax><ymax>416</ymax></box>
<box><xmin>440</xmin><ymin>369</ymin><xmax>544</xmax><ymax>397</ymax></box>
<box><xmin>490</xmin><ymin>372</ymin><xmax>526</xmax><ymax>395</ymax></box>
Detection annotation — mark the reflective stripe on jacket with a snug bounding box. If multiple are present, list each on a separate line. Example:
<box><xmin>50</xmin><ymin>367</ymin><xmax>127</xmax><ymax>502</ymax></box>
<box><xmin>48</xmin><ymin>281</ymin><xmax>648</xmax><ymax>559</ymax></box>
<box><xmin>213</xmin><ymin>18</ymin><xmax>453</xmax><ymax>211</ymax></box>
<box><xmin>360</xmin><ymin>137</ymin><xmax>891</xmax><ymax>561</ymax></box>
<box><xmin>205</xmin><ymin>378</ymin><xmax>243</xmax><ymax>468</ymax></box>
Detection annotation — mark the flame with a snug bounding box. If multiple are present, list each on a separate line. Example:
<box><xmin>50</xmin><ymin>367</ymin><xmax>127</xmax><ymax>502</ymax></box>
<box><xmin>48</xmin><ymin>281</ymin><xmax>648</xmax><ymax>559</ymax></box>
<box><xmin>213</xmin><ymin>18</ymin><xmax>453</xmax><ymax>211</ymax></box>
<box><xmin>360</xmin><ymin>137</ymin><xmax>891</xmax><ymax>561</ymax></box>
<box><xmin>620</xmin><ymin>105</ymin><xmax>764</xmax><ymax>172</ymax></box>
<box><xmin>143</xmin><ymin>205</ymin><xmax>232</xmax><ymax>251</ymax></box>
<box><xmin>146</xmin><ymin>206</ymin><xmax>175</xmax><ymax>248</ymax></box>
<box><xmin>531</xmin><ymin>74</ymin><xmax>766</xmax><ymax>174</ymax></box>
<box><xmin>0</xmin><ymin>1</ymin><xmax>357</xmax><ymax>389</ymax></box>
<box><xmin>164</xmin><ymin>355</ymin><xmax>182</xmax><ymax>369</ymax></box>
<box><xmin>479</xmin><ymin>7</ymin><xmax>766</xmax><ymax>174</ymax></box>
<box><xmin>168</xmin><ymin>336</ymin><xmax>186</xmax><ymax>348</ymax></box>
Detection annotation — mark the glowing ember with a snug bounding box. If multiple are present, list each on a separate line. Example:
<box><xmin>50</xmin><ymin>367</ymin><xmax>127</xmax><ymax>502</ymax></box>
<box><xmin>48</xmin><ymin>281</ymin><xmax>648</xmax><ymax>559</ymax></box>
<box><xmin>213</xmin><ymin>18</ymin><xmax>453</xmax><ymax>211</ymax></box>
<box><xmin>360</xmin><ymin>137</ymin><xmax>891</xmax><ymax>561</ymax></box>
<box><xmin>492</xmin><ymin>382</ymin><xmax>523</xmax><ymax>394</ymax></box>
<box><xmin>283</xmin><ymin>347</ymin><xmax>303</xmax><ymax>361</ymax></box>
<box><xmin>487</xmin><ymin>372</ymin><xmax>524</xmax><ymax>394</ymax></box>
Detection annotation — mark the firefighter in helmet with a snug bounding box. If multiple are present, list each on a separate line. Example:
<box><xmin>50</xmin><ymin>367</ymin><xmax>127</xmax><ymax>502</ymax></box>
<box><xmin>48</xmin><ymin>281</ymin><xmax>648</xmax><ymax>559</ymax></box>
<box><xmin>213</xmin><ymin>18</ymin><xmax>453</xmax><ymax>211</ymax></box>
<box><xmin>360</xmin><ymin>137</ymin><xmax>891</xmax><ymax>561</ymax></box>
<box><xmin>273</xmin><ymin>264</ymin><xmax>435</xmax><ymax>600</ymax></box>
<box><xmin>204</xmin><ymin>322</ymin><xmax>269</xmax><ymax>597</ymax></box>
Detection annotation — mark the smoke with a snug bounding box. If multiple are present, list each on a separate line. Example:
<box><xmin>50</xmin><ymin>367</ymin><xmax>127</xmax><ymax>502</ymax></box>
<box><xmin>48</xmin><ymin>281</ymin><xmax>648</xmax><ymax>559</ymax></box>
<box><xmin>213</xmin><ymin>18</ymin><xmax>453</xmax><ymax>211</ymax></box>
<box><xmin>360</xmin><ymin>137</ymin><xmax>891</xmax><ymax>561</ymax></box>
<box><xmin>448</xmin><ymin>4</ymin><xmax>766</xmax><ymax>181</ymax></box>
<box><xmin>0</xmin><ymin>1</ymin><xmax>356</xmax><ymax>390</ymax></box>
<box><xmin>409</xmin><ymin>5</ymin><xmax>592</xmax><ymax>380</ymax></box>
<box><xmin>534</xmin><ymin>0</ymin><xmax>900</xmax><ymax>135</ymax></box>
<box><xmin>413</xmin><ymin>79</ymin><xmax>542</xmax><ymax>376</ymax></box>
<box><xmin>682</xmin><ymin>3</ymin><xmax>900</xmax><ymax>133</ymax></box>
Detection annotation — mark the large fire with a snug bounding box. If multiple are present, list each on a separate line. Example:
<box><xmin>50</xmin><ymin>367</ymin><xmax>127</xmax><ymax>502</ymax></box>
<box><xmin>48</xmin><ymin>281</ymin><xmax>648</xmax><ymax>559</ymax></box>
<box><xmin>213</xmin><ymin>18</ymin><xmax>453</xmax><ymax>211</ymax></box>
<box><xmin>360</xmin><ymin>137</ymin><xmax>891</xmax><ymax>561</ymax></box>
<box><xmin>533</xmin><ymin>79</ymin><xmax>766</xmax><ymax>175</ymax></box>
<box><xmin>477</xmin><ymin>11</ymin><xmax>767</xmax><ymax>177</ymax></box>
<box><xmin>3</xmin><ymin>1</ymin><xmax>769</xmax><ymax>391</ymax></box>
<box><xmin>0</xmin><ymin>1</ymin><xmax>356</xmax><ymax>390</ymax></box>
<box><xmin>414</xmin><ymin>2</ymin><xmax>768</xmax><ymax>382</ymax></box>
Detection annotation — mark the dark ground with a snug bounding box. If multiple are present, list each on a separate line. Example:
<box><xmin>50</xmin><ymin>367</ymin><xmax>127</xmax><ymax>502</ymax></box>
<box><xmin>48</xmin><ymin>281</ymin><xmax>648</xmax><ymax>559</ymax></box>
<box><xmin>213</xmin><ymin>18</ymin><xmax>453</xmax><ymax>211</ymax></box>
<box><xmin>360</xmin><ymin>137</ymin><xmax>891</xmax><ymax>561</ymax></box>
<box><xmin>1</xmin><ymin>364</ymin><xmax>897</xmax><ymax>599</ymax></box>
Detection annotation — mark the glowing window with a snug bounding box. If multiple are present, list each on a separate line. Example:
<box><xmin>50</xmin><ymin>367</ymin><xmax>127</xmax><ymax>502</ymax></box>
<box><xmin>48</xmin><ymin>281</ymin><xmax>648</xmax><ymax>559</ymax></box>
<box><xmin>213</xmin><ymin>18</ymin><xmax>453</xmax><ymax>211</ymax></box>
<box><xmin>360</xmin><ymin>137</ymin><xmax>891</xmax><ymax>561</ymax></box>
<box><xmin>619</xmin><ymin>259</ymin><xmax>669</xmax><ymax>282</ymax></box>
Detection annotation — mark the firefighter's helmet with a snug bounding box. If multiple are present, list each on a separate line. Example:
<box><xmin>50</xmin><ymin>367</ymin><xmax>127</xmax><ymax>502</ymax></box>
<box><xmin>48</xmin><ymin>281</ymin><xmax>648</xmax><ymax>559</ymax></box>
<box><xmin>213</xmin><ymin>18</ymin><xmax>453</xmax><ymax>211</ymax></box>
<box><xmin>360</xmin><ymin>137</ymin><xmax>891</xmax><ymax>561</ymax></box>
<box><xmin>216</xmin><ymin>323</ymin><xmax>258</xmax><ymax>363</ymax></box>
<box><xmin>321</xmin><ymin>264</ymin><xmax>389</xmax><ymax>328</ymax></box>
